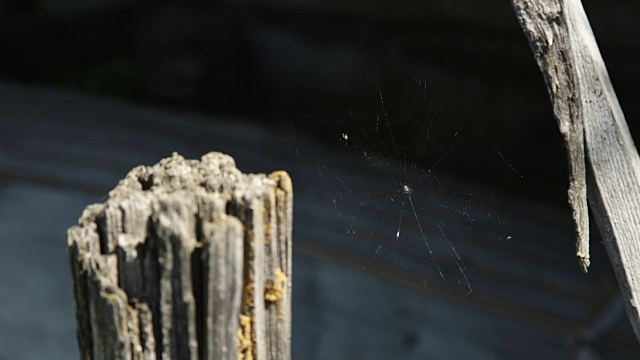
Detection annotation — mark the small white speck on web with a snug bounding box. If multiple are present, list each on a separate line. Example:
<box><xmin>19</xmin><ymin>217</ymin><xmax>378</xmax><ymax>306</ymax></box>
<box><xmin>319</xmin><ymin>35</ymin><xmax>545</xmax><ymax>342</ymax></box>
<box><xmin>395</xmin><ymin>205</ymin><xmax>405</xmax><ymax>239</ymax></box>
<box><xmin>342</xmin><ymin>133</ymin><xmax>349</xmax><ymax>140</ymax></box>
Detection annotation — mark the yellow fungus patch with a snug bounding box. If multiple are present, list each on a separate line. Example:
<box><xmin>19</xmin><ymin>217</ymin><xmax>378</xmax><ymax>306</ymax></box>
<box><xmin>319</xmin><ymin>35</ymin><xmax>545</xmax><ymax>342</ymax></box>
<box><xmin>264</xmin><ymin>268</ymin><xmax>288</xmax><ymax>303</ymax></box>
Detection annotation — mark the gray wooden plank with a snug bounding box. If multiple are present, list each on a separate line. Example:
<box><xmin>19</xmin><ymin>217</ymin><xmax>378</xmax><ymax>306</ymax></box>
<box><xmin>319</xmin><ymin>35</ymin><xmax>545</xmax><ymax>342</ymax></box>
<box><xmin>512</xmin><ymin>0</ymin><xmax>640</xmax><ymax>340</ymax></box>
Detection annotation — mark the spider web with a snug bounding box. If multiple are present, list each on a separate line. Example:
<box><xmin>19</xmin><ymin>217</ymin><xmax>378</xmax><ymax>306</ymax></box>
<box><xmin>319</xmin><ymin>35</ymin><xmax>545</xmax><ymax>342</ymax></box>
<box><xmin>292</xmin><ymin>64</ymin><xmax>512</xmax><ymax>300</ymax></box>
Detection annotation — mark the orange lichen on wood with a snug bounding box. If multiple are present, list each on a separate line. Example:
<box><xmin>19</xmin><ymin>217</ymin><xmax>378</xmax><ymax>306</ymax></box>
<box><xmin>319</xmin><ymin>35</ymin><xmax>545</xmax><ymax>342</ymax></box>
<box><xmin>264</xmin><ymin>268</ymin><xmax>287</xmax><ymax>303</ymax></box>
<box><xmin>237</xmin><ymin>314</ymin><xmax>254</xmax><ymax>360</ymax></box>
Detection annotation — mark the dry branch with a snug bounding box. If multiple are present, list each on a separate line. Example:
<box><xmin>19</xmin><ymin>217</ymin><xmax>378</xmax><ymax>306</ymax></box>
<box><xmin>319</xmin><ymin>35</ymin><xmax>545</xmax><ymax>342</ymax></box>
<box><xmin>512</xmin><ymin>0</ymin><xmax>640</xmax><ymax>341</ymax></box>
<box><xmin>67</xmin><ymin>152</ymin><xmax>293</xmax><ymax>360</ymax></box>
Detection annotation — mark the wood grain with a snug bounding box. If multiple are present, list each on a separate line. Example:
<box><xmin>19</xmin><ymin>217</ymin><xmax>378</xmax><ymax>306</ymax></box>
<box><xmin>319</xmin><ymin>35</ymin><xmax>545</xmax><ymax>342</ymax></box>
<box><xmin>512</xmin><ymin>0</ymin><xmax>640</xmax><ymax>341</ymax></box>
<box><xmin>67</xmin><ymin>153</ymin><xmax>293</xmax><ymax>359</ymax></box>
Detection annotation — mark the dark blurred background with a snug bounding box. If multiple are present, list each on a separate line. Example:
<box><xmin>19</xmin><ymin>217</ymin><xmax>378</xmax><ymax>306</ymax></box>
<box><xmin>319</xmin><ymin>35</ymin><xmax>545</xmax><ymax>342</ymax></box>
<box><xmin>2</xmin><ymin>1</ymin><xmax>640</xmax><ymax>358</ymax></box>
<box><xmin>2</xmin><ymin>0</ymin><xmax>639</xmax><ymax>205</ymax></box>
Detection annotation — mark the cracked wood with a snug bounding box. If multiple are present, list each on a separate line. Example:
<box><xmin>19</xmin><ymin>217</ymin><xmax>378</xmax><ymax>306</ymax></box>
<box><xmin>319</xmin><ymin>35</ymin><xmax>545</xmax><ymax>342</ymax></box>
<box><xmin>512</xmin><ymin>0</ymin><xmax>640</xmax><ymax>342</ymax></box>
<box><xmin>67</xmin><ymin>152</ymin><xmax>293</xmax><ymax>359</ymax></box>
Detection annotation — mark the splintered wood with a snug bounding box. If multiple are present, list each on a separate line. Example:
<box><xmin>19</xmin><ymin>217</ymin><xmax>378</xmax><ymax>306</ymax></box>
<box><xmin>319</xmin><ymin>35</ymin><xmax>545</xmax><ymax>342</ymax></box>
<box><xmin>512</xmin><ymin>0</ymin><xmax>640</xmax><ymax>342</ymax></box>
<box><xmin>67</xmin><ymin>152</ymin><xmax>293</xmax><ymax>360</ymax></box>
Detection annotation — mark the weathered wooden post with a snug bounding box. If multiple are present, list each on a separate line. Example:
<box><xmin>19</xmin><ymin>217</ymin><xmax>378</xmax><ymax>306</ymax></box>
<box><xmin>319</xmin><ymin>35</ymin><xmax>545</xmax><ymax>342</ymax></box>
<box><xmin>67</xmin><ymin>152</ymin><xmax>293</xmax><ymax>360</ymax></box>
<box><xmin>512</xmin><ymin>0</ymin><xmax>640</xmax><ymax>342</ymax></box>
